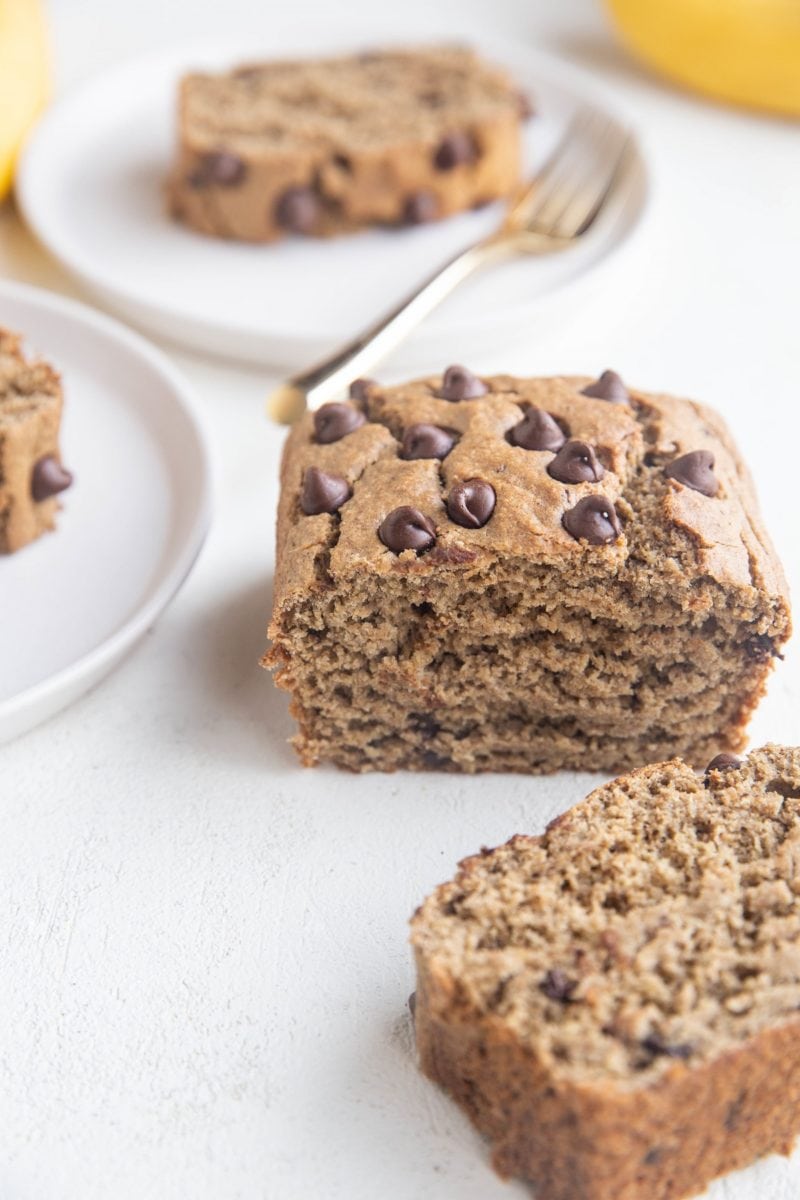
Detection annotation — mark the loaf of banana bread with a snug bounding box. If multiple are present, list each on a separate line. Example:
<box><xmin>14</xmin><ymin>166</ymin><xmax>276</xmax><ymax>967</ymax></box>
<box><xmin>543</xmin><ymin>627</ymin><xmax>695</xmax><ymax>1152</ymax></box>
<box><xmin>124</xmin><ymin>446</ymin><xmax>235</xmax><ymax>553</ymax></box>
<box><xmin>168</xmin><ymin>46</ymin><xmax>526</xmax><ymax>241</ymax></box>
<box><xmin>410</xmin><ymin>744</ymin><xmax>800</xmax><ymax>1200</ymax></box>
<box><xmin>264</xmin><ymin>368</ymin><xmax>790</xmax><ymax>772</ymax></box>
<box><xmin>0</xmin><ymin>327</ymin><xmax>72</xmax><ymax>554</ymax></box>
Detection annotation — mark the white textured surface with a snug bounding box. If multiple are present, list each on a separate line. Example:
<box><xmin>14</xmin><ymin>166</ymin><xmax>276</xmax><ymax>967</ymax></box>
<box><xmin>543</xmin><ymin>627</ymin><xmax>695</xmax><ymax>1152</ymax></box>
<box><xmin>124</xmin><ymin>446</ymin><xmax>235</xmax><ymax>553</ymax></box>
<box><xmin>1</xmin><ymin>1</ymin><xmax>799</xmax><ymax>1198</ymax></box>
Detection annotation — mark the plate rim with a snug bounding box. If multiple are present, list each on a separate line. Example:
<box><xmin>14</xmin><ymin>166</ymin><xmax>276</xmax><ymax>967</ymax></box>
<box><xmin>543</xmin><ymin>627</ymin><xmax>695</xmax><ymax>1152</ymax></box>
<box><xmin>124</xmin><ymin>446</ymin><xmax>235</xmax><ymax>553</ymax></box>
<box><xmin>15</xmin><ymin>35</ymin><xmax>650</xmax><ymax>362</ymax></box>
<box><xmin>0</xmin><ymin>278</ymin><xmax>213</xmax><ymax>740</ymax></box>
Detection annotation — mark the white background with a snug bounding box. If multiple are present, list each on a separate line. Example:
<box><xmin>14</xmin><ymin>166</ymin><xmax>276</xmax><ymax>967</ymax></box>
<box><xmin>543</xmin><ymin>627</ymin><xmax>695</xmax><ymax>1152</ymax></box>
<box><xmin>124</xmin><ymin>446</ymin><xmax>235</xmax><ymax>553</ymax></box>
<box><xmin>1</xmin><ymin>1</ymin><xmax>799</xmax><ymax>1198</ymax></box>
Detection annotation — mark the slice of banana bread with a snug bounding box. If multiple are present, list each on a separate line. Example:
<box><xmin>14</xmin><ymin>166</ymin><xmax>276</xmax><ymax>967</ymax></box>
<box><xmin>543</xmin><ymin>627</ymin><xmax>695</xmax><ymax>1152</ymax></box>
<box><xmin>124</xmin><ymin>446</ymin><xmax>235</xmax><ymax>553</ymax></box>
<box><xmin>264</xmin><ymin>369</ymin><xmax>790</xmax><ymax>773</ymax></box>
<box><xmin>168</xmin><ymin>46</ymin><xmax>525</xmax><ymax>242</ymax></box>
<box><xmin>0</xmin><ymin>328</ymin><xmax>72</xmax><ymax>554</ymax></box>
<box><xmin>411</xmin><ymin>744</ymin><xmax>800</xmax><ymax>1200</ymax></box>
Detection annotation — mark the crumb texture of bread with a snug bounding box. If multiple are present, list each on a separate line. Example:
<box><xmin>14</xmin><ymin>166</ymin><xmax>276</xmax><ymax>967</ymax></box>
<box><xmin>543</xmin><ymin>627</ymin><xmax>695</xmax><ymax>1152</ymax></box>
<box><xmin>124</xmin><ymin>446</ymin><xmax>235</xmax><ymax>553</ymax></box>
<box><xmin>411</xmin><ymin>745</ymin><xmax>800</xmax><ymax>1200</ymax></box>
<box><xmin>0</xmin><ymin>327</ymin><xmax>68</xmax><ymax>554</ymax></box>
<box><xmin>168</xmin><ymin>47</ymin><xmax>523</xmax><ymax>241</ymax></box>
<box><xmin>264</xmin><ymin>371</ymin><xmax>791</xmax><ymax>773</ymax></box>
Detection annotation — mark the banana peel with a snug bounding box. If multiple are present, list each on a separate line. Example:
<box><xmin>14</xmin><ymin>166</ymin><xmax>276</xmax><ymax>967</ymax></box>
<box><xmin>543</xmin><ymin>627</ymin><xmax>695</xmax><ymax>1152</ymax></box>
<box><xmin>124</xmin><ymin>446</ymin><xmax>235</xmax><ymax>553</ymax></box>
<box><xmin>606</xmin><ymin>0</ymin><xmax>800</xmax><ymax>118</ymax></box>
<box><xmin>0</xmin><ymin>0</ymin><xmax>50</xmax><ymax>201</ymax></box>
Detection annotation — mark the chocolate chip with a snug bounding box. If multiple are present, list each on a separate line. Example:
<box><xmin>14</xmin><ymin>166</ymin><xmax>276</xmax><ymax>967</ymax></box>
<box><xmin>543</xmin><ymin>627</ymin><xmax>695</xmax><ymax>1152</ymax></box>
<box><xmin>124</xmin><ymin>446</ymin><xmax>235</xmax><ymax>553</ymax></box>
<box><xmin>641</xmin><ymin>1034</ymin><xmax>693</xmax><ymax>1061</ymax></box>
<box><xmin>422</xmin><ymin>749</ymin><xmax>453</xmax><ymax>769</ymax></box>
<box><xmin>446</xmin><ymin>479</ymin><xmax>495</xmax><ymax>528</ymax></box>
<box><xmin>190</xmin><ymin>150</ymin><xmax>247</xmax><ymax>188</ymax></box>
<box><xmin>438</xmin><ymin>365</ymin><xmax>487</xmax><ymax>401</ymax></box>
<box><xmin>401</xmin><ymin>424</ymin><xmax>457</xmax><ymax>461</ymax></box>
<box><xmin>408</xmin><ymin>991</ymin><xmax>417</xmax><ymax>1019</ymax></box>
<box><xmin>332</xmin><ymin>153</ymin><xmax>352</xmax><ymax>173</ymax></box>
<box><xmin>408</xmin><ymin>712</ymin><xmax>440</xmax><ymax>737</ymax></box>
<box><xmin>516</xmin><ymin>90</ymin><xmax>535</xmax><ymax>120</ymax></box>
<box><xmin>581</xmin><ymin>370</ymin><xmax>630</xmax><ymax>403</ymax></box>
<box><xmin>300</xmin><ymin>466</ymin><xmax>351</xmax><ymax>515</ymax></box>
<box><xmin>664</xmin><ymin>450</ymin><xmax>718</xmax><ymax>497</ymax></box>
<box><xmin>419</xmin><ymin>89</ymin><xmax>445</xmax><ymax>108</ymax></box>
<box><xmin>348</xmin><ymin>378</ymin><xmax>376</xmax><ymax>404</ymax></box>
<box><xmin>210</xmin><ymin>151</ymin><xmax>246</xmax><ymax>185</ymax></box>
<box><xmin>705</xmin><ymin>753</ymin><xmax>741</xmax><ymax>774</ymax></box>
<box><xmin>275</xmin><ymin>186</ymin><xmax>319</xmax><ymax>233</ymax></box>
<box><xmin>540</xmin><ymin>969</ymin><xmax>577</xmax><ymax>1002</ymax></box>
<box><xmin>745</xmin><ymin>634</ymin><xmax>779</xmax><ymax>663</ymax></box>
<box><xmin>379</xmin><ymin>506</ymin><xmax>436</xmax><ymax>553</ymax></box>
<box><xmin>403</xmin><ymin>191</ymin><xmax>439</xmax><ymax>225</ymax></box>
<box><xmin>725</xmin><ymin>1093</ymin><xmax>747</xmax><ymax>1131</ymax></box>
<box><xmin>232</xmin><ymin>64</ymin><xmax>264</xmax><ymax>80</ymax></box>
<box><xmin>507</xmin><ymin>408</ymin><xmax>566</xmax><ymax>452</ymax></box>
<box><xmin>434</xmin><ymin>131</ymin><xmax>478</xmax><ymax>170</ymax></box>
<box><xmin>547</xmin><ymin>440</ymin><xmax>605</xmax><ymax>484</ymax></box>
<box><xmin>562</xmin><ymin>495</ymin><xmax>621</xmax><ymax>545</ymax></box>
<box><xmin>31</xmin><ymin>456</ymin><xmax>73</xmax><ymax>502</ymax></box>
<box><xmin>313</xmin><ymin>402</ymin><xmax>365</xmax><ymax>444</ymax></box>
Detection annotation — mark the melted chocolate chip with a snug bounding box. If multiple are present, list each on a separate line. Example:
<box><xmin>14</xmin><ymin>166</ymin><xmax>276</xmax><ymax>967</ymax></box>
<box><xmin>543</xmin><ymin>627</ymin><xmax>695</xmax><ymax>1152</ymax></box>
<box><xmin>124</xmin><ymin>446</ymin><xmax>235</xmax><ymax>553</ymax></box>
<box><xmin>31</xmin><ymin>456</ymin><xmax>73</xmax><ymax>502</ymax></box>
<box><xmin>348</xmin><ymin>378</ymin><xmax>376</xmax><ymax>404</ymax></box>
<box><xmin>581</xmin><ymin>370</ymin><xmax>630</xmax><ymax>404</ymax></box>
<box><xmin>562</xmin><ymin>495</ymin><xmax>621</xmax><ymax>545</ymax></box>
<box><xmin>540</xmin><ymin>969</ymin><xmax>577</xmax><ymax>1002</ymax></box>
<box><xmin>275</xmin><ymin>186</ymin><xmax>319</xmax><ymax>233</ymax></box>
<box><xmin>300</xmin><ymin>466</ymin><xmax>351</xmax><ymax>515</ymax></box>
<box><xmin>408</xmin><ymin>991</ymin><xmax>417</xmax><ymax>1019</ymax></box>
<box><xmin>507</xmin><ymin>408</ymin><xmax>566</xmax><ymax>452</ymax></box>
<box><xmin>379</xmin><ymin>506</ymin><xmax>436</xmax><ymax>553</ymax></box>
<box><xmin>664</xmin><ymin>450</ymin><xmax>718</xmax><ymax>497</ymax></box>
<box><xmin>434</xmin><ymin>131</ymin><xmax>478</xmax><ymax>170</ymax></box>
<box><xmin>547</xmin><ymin>440</ymin><xmax>605</xmax><ymax>484</ymax></box>
<box><xmin>403</xmin><ymin>191</ymin><xmax>439</xmax><ymax>225</ymax></box>
<box><xmin>705</xmin><ymin>753</ymin><xmax>741</xmax><ymax>774</ymax></box>
<box><xmin>313</xmin><ymin>402</ymin><xmax>365</xmax><ymax>444</ymax></box>
<box><xmin>438</xmin><ymin>365</ymin><xmax>487</xmax><ymax>401</ymax></box>
<box><xmin>401</xmin><ymin>423</ymin><xmax>457</xmax><ymax>461</ymax></box>
<box><xmin>446</xmin><ymin>479</ymin><xmax>496</xmax><ymax>528</ymax></box>
<box><xmin>190</xmin><ymin>151</ymin><xmax>246</xmax><ymax>188</ymax></box>
<box><xmin>641</xmin><ymin>1034</ymin><xmax>693</xmax><ymax>1061</ymax></box>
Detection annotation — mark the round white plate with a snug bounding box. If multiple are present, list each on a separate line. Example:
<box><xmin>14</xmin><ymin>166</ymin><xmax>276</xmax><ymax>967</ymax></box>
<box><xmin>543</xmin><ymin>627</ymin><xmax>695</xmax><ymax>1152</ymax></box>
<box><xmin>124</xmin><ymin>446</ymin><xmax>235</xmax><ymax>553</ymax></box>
<box><xmin>0</xmin><ymin>281</ymin><xmax>211</xmax><ymax>744</ymax></box>
<box><xmin>16</xmin><ymin>34</ymin><xmax>649</xmax><ymax>370</ymax></box>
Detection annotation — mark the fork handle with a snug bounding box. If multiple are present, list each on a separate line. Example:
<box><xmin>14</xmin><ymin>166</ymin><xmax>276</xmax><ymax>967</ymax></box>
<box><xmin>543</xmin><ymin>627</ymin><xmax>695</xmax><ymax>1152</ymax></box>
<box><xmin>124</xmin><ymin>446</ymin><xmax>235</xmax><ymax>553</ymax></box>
<box><xmin>267</xmin><ymin>237</ymin><xmax>517</xmax><ymax>423</ymax></box>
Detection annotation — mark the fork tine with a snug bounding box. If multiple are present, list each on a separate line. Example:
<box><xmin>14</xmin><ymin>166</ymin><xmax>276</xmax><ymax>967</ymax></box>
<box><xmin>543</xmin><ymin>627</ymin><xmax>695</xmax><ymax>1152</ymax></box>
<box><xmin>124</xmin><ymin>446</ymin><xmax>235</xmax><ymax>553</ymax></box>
<box><xmin>519</xmin><ymin>108</ymin><xmax>612</xmax><ymax>232</ymax></box>
<box><xmin>569</xmin><ymin>133</ymin><xmax>636</xmax><ymax>237</ymax></box>
<box><xmin>504</xmin><ymin>107</ymin><xmax>596</xmax><ymax>230</ymax></box>
<box><xmin>546</xmin><ymin>125</ymin><xmax>634</xmax><ymax>241</ymax></box>
<box><xmin>527</xmin><ymin>112</ymin><xmax>615</xmax><ymax>232</ymax></box>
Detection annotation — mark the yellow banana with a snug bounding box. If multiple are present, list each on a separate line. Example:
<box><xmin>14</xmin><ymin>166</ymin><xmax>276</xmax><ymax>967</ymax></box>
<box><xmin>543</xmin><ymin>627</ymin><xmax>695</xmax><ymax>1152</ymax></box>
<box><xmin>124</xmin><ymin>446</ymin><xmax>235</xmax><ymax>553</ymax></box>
<box><xmin>0</xmin><ymin>0</ymin><xmax>49</xmax><ymax>201</ymax></box>
<box><xmin>606</xmin><ymin>0</ymin><xmax>800</xmax><ymax>117</ymax></box>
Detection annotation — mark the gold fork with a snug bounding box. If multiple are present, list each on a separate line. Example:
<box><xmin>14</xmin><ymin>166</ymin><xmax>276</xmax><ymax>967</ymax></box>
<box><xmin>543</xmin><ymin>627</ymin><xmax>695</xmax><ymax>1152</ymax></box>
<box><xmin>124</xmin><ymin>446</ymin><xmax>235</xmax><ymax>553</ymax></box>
<box><xmin>267</xmin><ymin>109</ymin><xmax>635</xmax><ymax>424</ymax></box>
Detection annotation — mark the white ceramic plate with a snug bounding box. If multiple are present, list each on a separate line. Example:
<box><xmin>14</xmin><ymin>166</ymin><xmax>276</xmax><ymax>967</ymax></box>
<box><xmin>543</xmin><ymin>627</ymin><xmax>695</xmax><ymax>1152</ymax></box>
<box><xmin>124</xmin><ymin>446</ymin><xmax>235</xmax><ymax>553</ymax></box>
<box><xmin>0</xmin><ymin>281</ymin><xmax>211</xmax><ymax>744</ymax></box>
<box><xmin>16</xmin><ymin>34</ymin><xmax>649</xmax><ymax>370</ymax></box>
